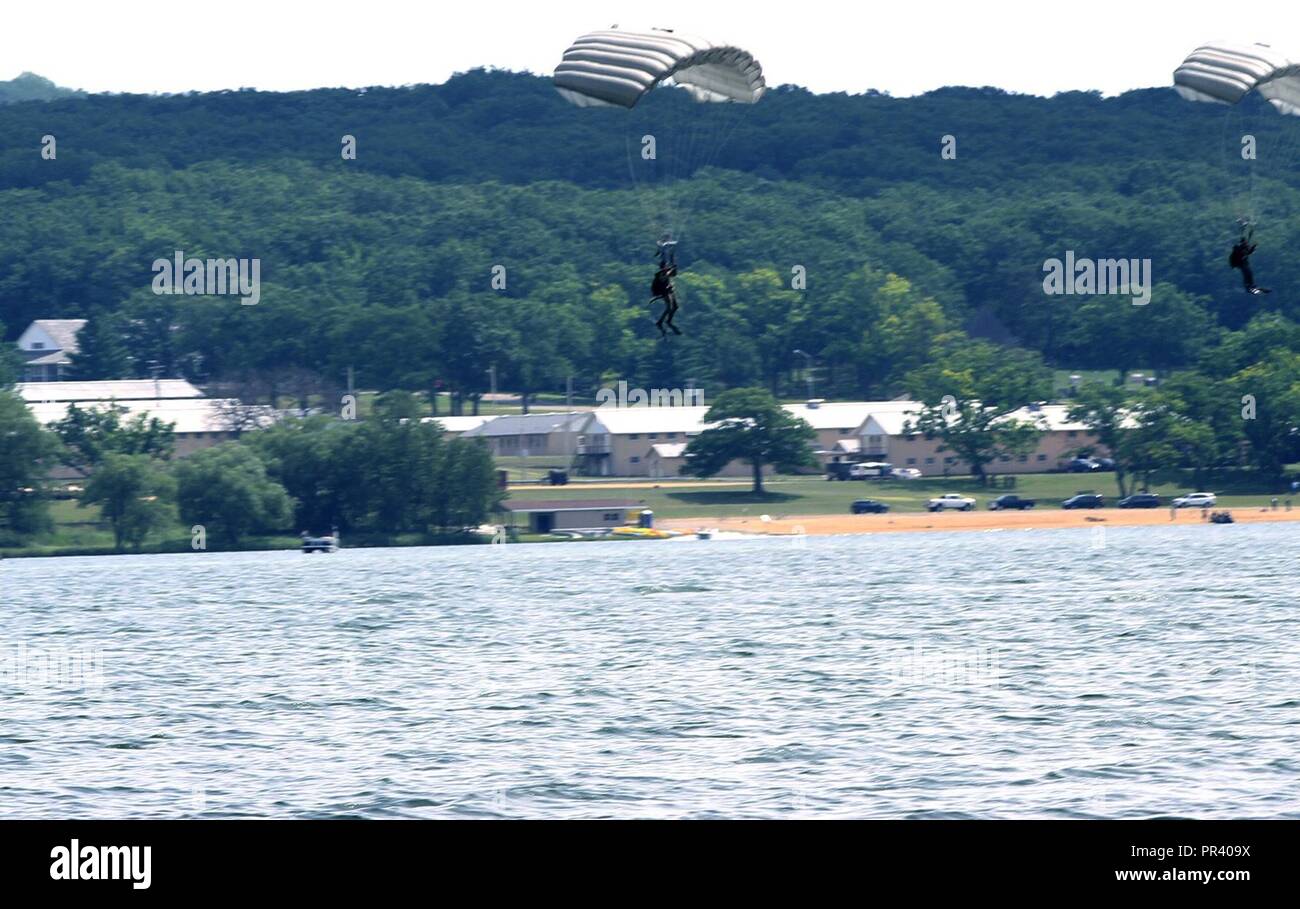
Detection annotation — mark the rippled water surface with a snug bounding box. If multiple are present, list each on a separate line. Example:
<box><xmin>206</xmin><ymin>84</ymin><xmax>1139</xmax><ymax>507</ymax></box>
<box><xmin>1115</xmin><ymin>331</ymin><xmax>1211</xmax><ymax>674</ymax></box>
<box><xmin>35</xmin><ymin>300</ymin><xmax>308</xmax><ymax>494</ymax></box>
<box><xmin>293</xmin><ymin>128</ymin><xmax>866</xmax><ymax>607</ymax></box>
<box><xmin>2</xmin><ymin>523</ymin><xmax>1297</xmax><ymax>818</ymax></box>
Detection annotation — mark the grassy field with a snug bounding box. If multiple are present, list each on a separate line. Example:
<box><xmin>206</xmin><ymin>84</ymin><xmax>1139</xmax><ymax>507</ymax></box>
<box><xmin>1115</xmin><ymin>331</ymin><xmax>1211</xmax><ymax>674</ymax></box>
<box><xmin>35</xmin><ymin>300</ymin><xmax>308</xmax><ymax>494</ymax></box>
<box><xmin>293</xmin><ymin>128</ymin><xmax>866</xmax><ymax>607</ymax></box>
<box><xmin>499</xmin><ymin>470</ymin><xmax>1299</xmax><ymax>519</ymax></box>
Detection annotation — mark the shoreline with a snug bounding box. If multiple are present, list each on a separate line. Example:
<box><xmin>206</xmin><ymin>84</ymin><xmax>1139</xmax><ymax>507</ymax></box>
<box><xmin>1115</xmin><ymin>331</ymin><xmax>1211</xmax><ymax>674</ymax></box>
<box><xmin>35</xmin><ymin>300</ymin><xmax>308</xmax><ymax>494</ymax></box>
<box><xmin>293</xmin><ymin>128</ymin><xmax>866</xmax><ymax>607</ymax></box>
<box><xmin>659</xmin><ymin>507</ymin><xmax>1300</xmax><ymax>537</ymax></box>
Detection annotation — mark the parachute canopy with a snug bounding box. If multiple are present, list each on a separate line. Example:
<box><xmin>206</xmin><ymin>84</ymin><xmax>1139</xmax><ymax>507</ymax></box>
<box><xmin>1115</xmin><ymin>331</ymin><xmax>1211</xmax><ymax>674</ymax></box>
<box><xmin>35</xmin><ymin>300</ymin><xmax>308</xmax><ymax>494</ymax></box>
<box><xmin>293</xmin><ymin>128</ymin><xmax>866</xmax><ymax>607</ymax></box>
<box><xmin>1173</xmin><ymin>42</ymin><xmax>1300</xmax><ymax>115</ymax></box>
<box><xmin>553</xmin><ymin>28</ymin><xmax>765</xmax><ymax>109</ymax></box>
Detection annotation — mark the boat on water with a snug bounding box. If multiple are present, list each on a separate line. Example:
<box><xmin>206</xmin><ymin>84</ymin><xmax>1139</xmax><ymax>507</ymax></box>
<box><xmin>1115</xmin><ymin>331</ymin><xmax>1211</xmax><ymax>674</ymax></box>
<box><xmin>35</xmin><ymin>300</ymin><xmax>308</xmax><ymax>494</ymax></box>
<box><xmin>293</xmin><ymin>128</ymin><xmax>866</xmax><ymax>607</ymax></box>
<box><xmin>301</xmin><ymin>529</ymin><xmax>340</xmax><ymax>553</ymax></box>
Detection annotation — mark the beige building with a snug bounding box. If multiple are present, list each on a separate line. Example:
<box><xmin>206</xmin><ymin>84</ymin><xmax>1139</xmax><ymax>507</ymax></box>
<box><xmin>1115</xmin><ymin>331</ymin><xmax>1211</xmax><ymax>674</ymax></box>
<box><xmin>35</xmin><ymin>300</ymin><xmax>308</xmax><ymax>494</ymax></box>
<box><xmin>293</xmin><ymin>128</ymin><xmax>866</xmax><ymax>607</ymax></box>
<box><xmin>502</xmin><ymin>498</ymin><xmax>642</xmax><ymax>533</ymax></box>
<box><xmin>568</xmin><ymin>399</ymin><xmax>1101</xmax><ymax>479</ymax></box>
<box><xmin>460</xmin><ymin>412</ymin><xmax>588</xmax><ymax>457</ymax></box>
<box><xmin>861</xmin><ymin>403</ymin><xmax>1098</xmax><ymax>476</ymax></box>
<box><xmin>18</xmin><ymin>379</ymin><xmax>271</xmax><ymax>457</ymax></box>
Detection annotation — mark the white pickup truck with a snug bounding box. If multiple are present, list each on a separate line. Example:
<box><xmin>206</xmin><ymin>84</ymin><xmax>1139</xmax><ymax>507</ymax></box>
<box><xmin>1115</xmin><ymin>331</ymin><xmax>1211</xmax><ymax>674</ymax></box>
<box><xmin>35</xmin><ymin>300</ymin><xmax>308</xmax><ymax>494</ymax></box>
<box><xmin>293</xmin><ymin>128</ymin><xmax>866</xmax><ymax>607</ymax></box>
<box><xmin>927</xmin><ymin>493</ymin><xmax>976</xmax><ymax>512</ymax></box>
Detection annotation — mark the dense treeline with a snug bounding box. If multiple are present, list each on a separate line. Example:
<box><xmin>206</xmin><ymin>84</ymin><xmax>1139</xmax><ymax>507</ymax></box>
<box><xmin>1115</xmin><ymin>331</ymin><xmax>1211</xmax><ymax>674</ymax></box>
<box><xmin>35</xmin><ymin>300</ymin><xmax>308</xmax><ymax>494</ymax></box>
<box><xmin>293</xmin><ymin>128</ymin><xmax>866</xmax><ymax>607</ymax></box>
<box><xmin>2</xmin><ymin>70</ymin><xmax>1300</xmax><ymax>406</ymax></box>
<box><xmin>0</xmin><ymin>69</ymin><xmax>1297</xmax><ymax>505</ymax></box>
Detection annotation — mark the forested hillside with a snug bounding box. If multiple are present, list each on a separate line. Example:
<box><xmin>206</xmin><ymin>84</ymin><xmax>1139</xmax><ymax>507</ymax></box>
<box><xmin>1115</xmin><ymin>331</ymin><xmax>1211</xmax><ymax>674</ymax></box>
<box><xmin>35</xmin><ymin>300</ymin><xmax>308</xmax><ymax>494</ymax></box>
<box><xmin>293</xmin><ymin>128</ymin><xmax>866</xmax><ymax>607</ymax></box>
<box><xmin>2</xmin><ymin>69</ymin><xmax>1299</xmax><ymax>403</ymax></box>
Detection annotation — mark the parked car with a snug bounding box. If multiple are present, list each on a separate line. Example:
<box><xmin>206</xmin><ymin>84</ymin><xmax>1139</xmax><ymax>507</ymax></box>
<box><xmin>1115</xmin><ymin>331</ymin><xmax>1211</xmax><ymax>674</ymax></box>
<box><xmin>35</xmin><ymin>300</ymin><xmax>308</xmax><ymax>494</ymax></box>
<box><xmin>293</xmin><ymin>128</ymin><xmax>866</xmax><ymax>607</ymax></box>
<box><xmin>1118</xmin><ymin>493</ymin><xmax>1161</xmax><ymax>508</ymax></box>
<box><xmin>891</xmin><ymin>467</ymin><xmax>922</xmax><ymax>480</ymax></box>
<box><xmin>1173</xmin><ymin>492</ymin><xmax>1217</xmax><ymax>508</ymax></box>
<box><xmin>927</xmin><ymin>493</ymin><xmax>976</xmax><ymax>512</ymax></box>
<box><xmin>1062</xmin><ymin>493</ymin><xmax>1105</xmax><ymax>509</ymax></box>
<box><xmin>850</xmin><ymin>461</ymin><xmax>893</xmax><ymax>480</ymax></box>
<box><xmin>1092</xmin><ymin>457</ymin><xmax>1116</xmax><ymax>471</ymax></box>
<box><xmin>1067</xmin><ymin>458</ymin><xmax>1101</xmax><ymax>473</ymax></box>
<box><xmin>989</xmin><ymin>494</ymin><xmax>1036</xmax><ymax>510</ymax></box>
<box><xmin>851</xmin><ymin>499</ymin><xmax>890</xmax><ymax>514</ymax></box>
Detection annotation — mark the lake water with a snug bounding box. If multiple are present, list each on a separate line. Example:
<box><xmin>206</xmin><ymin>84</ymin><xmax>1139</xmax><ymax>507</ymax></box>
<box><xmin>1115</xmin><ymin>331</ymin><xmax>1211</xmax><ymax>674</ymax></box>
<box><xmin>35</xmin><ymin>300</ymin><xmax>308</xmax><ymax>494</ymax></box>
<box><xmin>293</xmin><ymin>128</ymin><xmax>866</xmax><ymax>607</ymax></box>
<box><xmin>2</xmin><ymin>523</ymin><xmax>1297</xmax><ymax>818</ymax></box>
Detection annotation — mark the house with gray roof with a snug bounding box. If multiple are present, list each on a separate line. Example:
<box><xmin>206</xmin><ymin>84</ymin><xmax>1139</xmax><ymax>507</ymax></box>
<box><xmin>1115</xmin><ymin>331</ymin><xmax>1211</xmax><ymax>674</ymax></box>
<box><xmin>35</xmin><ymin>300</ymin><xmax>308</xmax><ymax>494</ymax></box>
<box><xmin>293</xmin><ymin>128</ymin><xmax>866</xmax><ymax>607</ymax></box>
<box><xmin>15</xmin><ymin>320</ymin><xmax>87</xmax><ymax>382</ymax></box>
<box><xmin>461</xmin><ymin>411</ymin><xmax>588</xmax><ymax>458</ymax></box>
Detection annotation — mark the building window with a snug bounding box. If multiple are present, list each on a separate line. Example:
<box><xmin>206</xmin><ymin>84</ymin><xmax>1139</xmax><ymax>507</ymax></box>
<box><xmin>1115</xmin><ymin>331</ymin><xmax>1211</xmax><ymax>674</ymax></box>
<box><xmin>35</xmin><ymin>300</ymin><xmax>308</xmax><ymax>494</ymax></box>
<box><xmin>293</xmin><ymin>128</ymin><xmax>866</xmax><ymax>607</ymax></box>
<box><xmin>906</xmin><ymin>458</ymin><xmax>917</xmax><ymax>465</ymax></box>
<box><xmin>603</xmin><ymin>513</ymin><xmax>621</xmax><ymax>521</ymax></box>
<box><xmin>925</xmin><ymin>457</ymin><xmax>936</xmax><ymax>465</ymax></box>
<box><xmin>999</xmin><ymin>455</ymin><xmax>1011</xmax><ymax>462</ymax></box>
<box><xmin>665</xmin><ymin>433</ymin><xmax>675</xmax><ymax>439</ymax></box>
<box><xmin>629</xmin><ymin>434</ymin><xmax>640</xmax><ymax>440</ymax></box>
<box><xmin>1018</xmin><ymin>455</ymin><xmax>1028</xmax><ymax>463</ymax></box>
<box><xmin>31</xmin><ymin>342</ymin><xmax>45</xmax><ymax>349</ymax></box>
<box><xmin>648</xmin><ymin>433</ymin><xmax>657</xmax><ymax>440</ymax></box>
<box><xmin>1067</xmin><ymin>431</ymin><xmax>1078</xmax><ymax>438</ymax></box>
<box><xmin>945</xmin><ymin>457</ymin><xmax>956</xmax><ymax>465</ymax></box>
<box><xmin>1037</xmin><ymin>454</ymin><xmax>1047</xmax><ymax>462</ymax></box>
<box><xmin>630</xmin><ymin>456</ymin><xmax>640</xmax><ymax>464</ymax></box>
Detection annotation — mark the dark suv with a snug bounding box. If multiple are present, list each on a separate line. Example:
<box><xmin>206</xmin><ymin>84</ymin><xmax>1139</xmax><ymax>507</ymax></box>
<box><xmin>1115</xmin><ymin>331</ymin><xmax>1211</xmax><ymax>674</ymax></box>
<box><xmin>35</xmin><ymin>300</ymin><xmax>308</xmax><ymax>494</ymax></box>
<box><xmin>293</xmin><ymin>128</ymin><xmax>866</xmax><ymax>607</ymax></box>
<box><xmin>1062</xmin><ymin>494</ymin><xmax>1105</xmax><ymax>509</ymax></box>
<box><xmin>989</xmin><ymin>494</ymin><xmax>1036</xmax><ymax>510</ymax></box>
<box><xmin>1118</xmin><ymin>493</ymin><xmax>1160</xmax><ymax>508</ymax></box>
<box><xmin>851</xmin><ymin>499</ymin><xmax>890</xmax><ymax>514</ymax></box>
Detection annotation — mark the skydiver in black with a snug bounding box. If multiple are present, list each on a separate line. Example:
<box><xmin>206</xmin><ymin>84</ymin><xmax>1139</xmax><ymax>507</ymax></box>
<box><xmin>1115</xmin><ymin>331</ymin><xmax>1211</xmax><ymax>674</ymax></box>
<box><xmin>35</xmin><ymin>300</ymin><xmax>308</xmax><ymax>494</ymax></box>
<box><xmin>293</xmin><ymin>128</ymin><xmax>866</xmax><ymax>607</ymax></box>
<box><xmin>651</xmin><ymin>234</ymin><xmax>681</xmax><ymax>337</ymax></box>
<box><xmin>1229</xmin><ymin>220</ymin><xmax>1270</xmax><ymax>295</ymax></box>
<box><xmin>651</xmin><ymin>262</ymin><xmax>681</xmax><ymax>337</ymax></box>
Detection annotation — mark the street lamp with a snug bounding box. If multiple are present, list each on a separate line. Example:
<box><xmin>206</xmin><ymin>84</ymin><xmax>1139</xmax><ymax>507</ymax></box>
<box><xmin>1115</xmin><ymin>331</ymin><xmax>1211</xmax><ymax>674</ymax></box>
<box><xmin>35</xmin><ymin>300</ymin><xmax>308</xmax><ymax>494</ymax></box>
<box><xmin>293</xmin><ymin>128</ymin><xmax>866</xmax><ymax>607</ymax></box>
<box><xmin>792</xmin><ymin>350</ymin><xmax>815</xmax><ymax>400</ymax></box>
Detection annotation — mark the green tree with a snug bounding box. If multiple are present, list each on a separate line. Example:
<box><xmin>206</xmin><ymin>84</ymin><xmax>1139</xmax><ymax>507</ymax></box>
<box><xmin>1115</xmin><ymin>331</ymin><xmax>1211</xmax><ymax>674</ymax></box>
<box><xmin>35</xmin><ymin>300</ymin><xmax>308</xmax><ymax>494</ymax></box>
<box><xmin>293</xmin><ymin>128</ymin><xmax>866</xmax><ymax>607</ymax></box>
<box><xmin>81</xmin><ymin>453</ymin><xmax>176</xmax><ymax>552</ymax></box>
<box><xmin>681</xmin><ymin>387</ymin><xmax>817</xmax><ymax>493</ymax></box>
<box><xmin>175</xmin><ymin>444</ymin><xmax>292</xmax><ymax>546</ymax></box>
<box><xmin>0</xmin><ymin>320</ymin><xmax>23</xmax><ymax>387</ymax></box>
<box><xmin>53</xmin><ymin>404</ymin><xmax>175</xmax><ymax>475</ymax></box>
<box><xmin>0</xmin><ymin>391</ymin><xmax>57</xmax><ymax>540</ymax></box>
<box><xmin>905</xmin><ymin>337</ymin><xmax>1052</xmax><ymax>485</ymax></box>
<box><xmin>1067</xmin><ymin>382</ymin><xmax>1133</xmax><ymax>497</ymax></box>
<box><xmin>1231</xmin><ymin>350</ymin><xmax>1300</xmax><ymax>484</ymax></box>
<box><xmin>68</xmin><ymin>314</ymin><xmax>132</xmax><ymax>380</ymax></box>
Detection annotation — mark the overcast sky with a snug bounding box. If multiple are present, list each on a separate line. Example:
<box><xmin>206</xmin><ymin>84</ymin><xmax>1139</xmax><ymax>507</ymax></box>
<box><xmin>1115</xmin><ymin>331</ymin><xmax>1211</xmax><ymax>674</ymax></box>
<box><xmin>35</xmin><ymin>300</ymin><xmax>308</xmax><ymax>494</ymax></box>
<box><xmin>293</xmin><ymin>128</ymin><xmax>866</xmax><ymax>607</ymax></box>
<box><xmin>5</xmin><ymin>1</ymin><xmax>1298</xmax><ymax>98</ymax></box>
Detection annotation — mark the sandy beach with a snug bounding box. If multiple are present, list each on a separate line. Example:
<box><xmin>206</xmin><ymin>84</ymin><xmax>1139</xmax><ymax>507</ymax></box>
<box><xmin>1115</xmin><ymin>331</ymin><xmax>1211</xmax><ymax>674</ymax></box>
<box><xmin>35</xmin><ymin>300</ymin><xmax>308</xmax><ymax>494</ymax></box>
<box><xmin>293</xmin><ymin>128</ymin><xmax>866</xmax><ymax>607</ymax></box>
<box><xmin>659</xmin><ymin>507</ymin><xmax>1300</xmax><ymax>537</ymax></box>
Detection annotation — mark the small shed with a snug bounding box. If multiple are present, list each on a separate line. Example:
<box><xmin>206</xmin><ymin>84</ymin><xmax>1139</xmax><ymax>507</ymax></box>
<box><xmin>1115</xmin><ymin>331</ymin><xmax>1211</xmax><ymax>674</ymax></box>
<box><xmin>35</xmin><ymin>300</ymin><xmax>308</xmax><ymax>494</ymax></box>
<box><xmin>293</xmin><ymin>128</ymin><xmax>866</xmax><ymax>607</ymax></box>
<box><xmin>502</xmin><ymin>498</ymin><xmax>641</xmax><ymax>533</ymax></box>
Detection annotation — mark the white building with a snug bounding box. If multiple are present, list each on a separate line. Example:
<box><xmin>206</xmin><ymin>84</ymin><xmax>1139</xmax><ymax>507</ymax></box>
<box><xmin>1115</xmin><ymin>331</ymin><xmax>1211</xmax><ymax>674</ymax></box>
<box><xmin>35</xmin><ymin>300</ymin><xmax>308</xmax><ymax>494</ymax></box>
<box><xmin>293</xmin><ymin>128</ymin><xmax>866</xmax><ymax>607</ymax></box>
<box><xmin>18</xmin><ymin>379</ymin><xmax>270</xmax><ymax>457</ymax></box>
<box><xmin>15</xmin><ymin>319</ymin><xmax>87</xmax><ymax>382</ymax></box>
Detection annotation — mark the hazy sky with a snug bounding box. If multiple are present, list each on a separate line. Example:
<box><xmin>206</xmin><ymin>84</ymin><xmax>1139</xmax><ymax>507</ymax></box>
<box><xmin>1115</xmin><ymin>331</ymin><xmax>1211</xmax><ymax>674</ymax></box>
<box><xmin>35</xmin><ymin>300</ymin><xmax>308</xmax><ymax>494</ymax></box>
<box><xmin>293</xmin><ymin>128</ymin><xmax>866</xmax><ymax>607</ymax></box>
<box><xmin>5</xmin><ymin>0</ymin><xmax>1299</xmax><ymax>97</ymax></box>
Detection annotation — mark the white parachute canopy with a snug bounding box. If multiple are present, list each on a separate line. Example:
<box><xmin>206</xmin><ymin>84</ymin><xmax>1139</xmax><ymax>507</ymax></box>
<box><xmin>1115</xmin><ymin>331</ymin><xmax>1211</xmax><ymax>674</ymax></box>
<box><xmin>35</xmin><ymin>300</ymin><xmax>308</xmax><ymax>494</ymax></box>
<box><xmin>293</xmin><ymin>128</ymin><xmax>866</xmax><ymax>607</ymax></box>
<box><xmin>553</xmin><ymin>27</ymin><xmax>765</xmax><ymax>108</ymax></box>
<box><xmin>1173</xmin><ymin>42</ymin><xmax>1300</xmax><ymax>115</ymax></box>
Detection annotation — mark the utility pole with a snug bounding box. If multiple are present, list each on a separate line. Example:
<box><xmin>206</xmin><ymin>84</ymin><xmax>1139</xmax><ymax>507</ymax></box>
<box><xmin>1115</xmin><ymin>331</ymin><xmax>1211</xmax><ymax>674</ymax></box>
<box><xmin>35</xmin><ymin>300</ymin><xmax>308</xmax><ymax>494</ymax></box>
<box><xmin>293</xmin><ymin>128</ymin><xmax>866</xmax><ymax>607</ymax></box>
<box><xmin>793</xmin><ymin>350</ymin><xmax>815</xmax><ymax>400</ymax></box>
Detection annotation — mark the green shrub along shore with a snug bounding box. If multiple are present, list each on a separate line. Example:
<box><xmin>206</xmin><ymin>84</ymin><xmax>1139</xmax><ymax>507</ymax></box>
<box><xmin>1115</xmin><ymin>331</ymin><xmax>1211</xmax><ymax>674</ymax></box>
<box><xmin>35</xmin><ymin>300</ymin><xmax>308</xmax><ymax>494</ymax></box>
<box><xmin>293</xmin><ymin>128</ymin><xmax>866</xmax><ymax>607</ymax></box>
<box><xmin>0</xmin><ymin>389</ymin><xmax>505</xmax><ymax>557</ymax></box>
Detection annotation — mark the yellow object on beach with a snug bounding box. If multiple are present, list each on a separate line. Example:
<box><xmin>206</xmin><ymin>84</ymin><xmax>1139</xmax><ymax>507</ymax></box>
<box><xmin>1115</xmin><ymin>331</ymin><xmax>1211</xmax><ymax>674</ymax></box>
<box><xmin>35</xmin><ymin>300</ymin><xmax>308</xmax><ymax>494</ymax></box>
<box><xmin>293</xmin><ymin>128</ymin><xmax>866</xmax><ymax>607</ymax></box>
<box><xmin>611</xmin><ymin>526</ymin><xmax>677</xmax><ymax>539</ymax></box>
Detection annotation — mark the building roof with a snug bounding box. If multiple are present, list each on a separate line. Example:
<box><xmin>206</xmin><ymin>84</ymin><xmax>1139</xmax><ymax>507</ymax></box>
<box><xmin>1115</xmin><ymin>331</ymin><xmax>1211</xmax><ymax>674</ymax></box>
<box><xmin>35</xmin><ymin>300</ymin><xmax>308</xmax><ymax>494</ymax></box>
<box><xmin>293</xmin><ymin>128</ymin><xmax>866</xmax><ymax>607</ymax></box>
<box><xmin>503</xmin><ymin>499</ymin><xmax>641</xmax><ymax>513</ymax></box>
<box><xmin>421</xmin><ymin>415</ymin><xmax>494</xmax><ymax>434</ymax></box>
<box><xmin>581</xmin><ymin>406</ymin><xmax>712</xmax><ymax>436</ymax></box>
<box><xmin>26</xmin><ymin>397</ymin><xmax>266</xmax><ymax>435</ymax></box>
<box><xmin>864</xmin><ymin>402</ymin><xmax>1094</xmax><ymax>436</ymax></box>
<box><xmin>25</xmin><ymin>319</ymin><xmax>87</xmax><ymax>352</ymax></box>
<box><xmin>22</xmin><ymin>350</ymin><xmax>69</xmax><ymax>366</ymax></box>
<box><xmin>463</xmin><ymin>412</ymin><xmax>587</xmax><ymax>437</ymax></box>
<box><xmin>784</xmin><ymin>399</ymin><xmax>920</xmax><ymax>432</ymax></box>
<box><xmin>16</xmin><ymin>379</ymin><xmax>206</xmax><ymax>403</ymax></box>
<box><xmin>1004</xmin><ymin>404</ymin><xmax>1089</xmax><ymax>433</ymax></box>
<box><xmin>578</xmin><ymin>401</ymin><xmax>927</xmax><ymax>437</ymax></box>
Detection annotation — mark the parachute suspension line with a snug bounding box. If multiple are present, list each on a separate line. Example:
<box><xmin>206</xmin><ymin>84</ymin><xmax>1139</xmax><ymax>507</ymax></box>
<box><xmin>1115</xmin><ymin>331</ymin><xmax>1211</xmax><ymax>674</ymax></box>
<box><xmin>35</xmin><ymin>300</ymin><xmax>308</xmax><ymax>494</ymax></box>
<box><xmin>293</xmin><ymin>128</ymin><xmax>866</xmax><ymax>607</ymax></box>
<box><xmin>554</xmin><ymin>27</ymin><xmax>767</xmax><ymax>259</ymax></box>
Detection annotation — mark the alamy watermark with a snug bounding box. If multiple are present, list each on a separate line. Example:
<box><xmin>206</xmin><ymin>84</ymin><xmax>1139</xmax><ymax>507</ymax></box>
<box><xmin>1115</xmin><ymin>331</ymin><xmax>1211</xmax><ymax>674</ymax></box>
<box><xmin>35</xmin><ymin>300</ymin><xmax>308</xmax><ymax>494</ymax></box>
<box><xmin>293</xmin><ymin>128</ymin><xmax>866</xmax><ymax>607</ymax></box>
<box><xmin>596</xmin><ymin>379</ymin><xmax>703</xmax><ymax>408</ymax></box>
<box><xmin>0</xmin><ymin>643</ymin><xmax>105</xmax><ymax>692</ymax></box>
<box><xmin>152</xmin><ymin>250</ymin><xmax>261</xmax><ymax>305</ymax></box>
<box><xmin>1043</xmin><ymin>251</ymin><xmax>1152</xmax><ymax>306</ymax></box>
